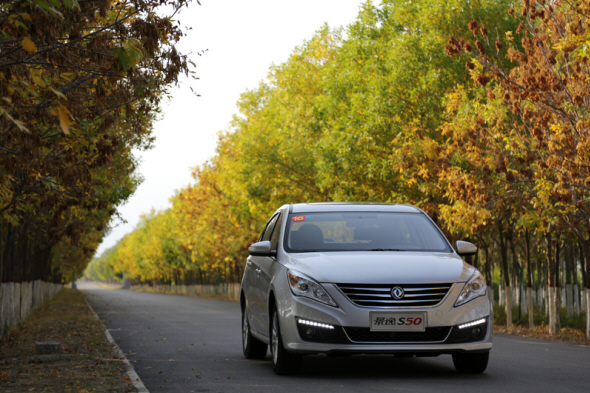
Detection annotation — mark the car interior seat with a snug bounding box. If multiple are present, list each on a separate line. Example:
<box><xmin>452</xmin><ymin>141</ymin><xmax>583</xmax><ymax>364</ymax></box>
<box><xmin>290</xmin><ymin>224</ymin><xmax>324</xmax><ymax>250</ymax></box>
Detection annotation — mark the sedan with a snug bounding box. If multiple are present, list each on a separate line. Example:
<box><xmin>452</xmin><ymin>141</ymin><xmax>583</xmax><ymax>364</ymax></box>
<box><xmin>240</xmin><ymin>203</ymin><xmax>491</xmax><ymax>374</ymax></box>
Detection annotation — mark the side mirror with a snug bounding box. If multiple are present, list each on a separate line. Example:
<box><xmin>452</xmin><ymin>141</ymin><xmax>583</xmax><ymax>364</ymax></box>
<box><xmin>248</xmin><ymin>240</ymin><xmax>277</xmax><ymax>257</ymax></box>
<box><xmin>456</xmin><ymin>240</ymin><xmax>477</xmax><ymax>257</ymax></box>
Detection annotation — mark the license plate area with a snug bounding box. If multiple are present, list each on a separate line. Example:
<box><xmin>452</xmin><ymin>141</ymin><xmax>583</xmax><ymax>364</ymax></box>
<box><xmin>370</xmin><ymin>312</ymin><xmax>427</xmax><ymax>332</ymax></box>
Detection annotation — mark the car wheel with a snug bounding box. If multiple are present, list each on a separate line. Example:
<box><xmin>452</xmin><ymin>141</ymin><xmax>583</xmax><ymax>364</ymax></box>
<box><xmin>270</xmin><ymin>306</ymin><xmax>302</xmax><ymax>375</ymax></box>
<box><xmin>242</xmin><ymin>308</ymin><xmax>267</xmax><ymax>359</ymax></box>
<box><xmin>452</xmin><ymin>351</ymin><xmax>489</xmax><ymax>374</ymax></box>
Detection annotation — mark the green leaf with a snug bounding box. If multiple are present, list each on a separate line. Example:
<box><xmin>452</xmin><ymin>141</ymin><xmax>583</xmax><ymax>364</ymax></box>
<box><xmin>47</xmin><ymin>6</ymin><xmax>64</xmax><ymax>19</ymax></box>
<box><xmin>115</xmin><ymin>47</ymin><xmax>130</xmax><ymax>71</ymax></box>
<box><xmin>32</xmin><ymin>0</ymin><xmax>51</xmax><ymax>12</ymax></box>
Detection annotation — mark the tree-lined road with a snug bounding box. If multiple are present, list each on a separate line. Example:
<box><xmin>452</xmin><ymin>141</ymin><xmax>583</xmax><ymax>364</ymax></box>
<box><xmin>79</xmin><ymin>282</ymin><xmax>590</xmax><ymax>393</ymax></box>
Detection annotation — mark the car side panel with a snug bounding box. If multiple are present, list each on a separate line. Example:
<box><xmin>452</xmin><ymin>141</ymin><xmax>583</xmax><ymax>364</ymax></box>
<box><xmin>242</xmin><ymin>256</ymin><xmax>257</xmax><ymax>332</ymax></box>
<box><xmin>251</xmin><ymin>255</ymin><xmax>274</xmax><ymax>336</ymax></box>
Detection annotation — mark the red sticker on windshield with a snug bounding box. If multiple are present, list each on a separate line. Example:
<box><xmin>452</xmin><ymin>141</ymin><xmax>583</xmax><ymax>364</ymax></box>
<box><xmin>292</xmin><ymin>215</ymin><xmax>307</xmax><ymax>222</ymax></box>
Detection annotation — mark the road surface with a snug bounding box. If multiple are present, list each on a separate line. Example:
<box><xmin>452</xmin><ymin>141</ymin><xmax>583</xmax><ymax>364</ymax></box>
<box><xmin>79</xmin><ymin>281</ymin><xmax>590</xmax><ymax>393</ymax></box>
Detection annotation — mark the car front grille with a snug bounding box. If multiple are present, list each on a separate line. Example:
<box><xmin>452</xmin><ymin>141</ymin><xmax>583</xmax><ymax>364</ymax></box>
<box><xmin>344</xmin><ymin>326</ymin><xmax>451</xmax><ymax>343</ymax></box>
<box><xmin>335</xmin><ymin>283</ymin><xmax>454</xmax><ymax>308</ymax></box>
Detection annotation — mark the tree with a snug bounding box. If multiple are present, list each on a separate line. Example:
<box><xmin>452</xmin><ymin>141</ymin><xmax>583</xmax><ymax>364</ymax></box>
<box><xmin>444</xmin><ymin>0</ymin><xmax>590</xmax><ymax>337</ymax></box>
<box><xmin>0</xmin><ymin>0</ymin><xmax>194</xmax><ymax>283</ymax></box>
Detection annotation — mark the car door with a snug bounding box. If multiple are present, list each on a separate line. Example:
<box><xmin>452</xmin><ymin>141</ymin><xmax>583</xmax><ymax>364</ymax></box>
<box><xmin>255</xmin><ymin>212</ymin><xmax>283</xmax><ymax>336</ymax></box>
<box><xmin>248</xmin><ymin>213</ymin><xmax>279</xmax><ymax>335</ymax></box>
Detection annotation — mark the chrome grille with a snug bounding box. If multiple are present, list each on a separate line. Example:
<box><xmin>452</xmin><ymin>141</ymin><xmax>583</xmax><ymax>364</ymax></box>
<box><xmin>336</xmin><ymin>283</ymin><xmax>453</xmax><ymax>308</ymax></box>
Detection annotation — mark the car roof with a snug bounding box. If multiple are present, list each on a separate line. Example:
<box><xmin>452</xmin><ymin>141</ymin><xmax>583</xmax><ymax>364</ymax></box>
<box><xmin>289</xmin><ymin>203</ymin><xmax>422</xmax><ymax>214</ymax></box>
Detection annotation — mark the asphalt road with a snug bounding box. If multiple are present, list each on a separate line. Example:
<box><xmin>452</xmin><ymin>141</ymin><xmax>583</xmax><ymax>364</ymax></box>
<box><xmin>79</xmin><ymin>281</ymin><xmax>590</xmax><ymax>393</ymax></box>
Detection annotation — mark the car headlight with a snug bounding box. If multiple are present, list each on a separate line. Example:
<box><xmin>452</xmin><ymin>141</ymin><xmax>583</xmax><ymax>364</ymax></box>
<box><xmin>455</xmin><ymin>271</ymin><xmax>487</xmax><ymax>306</ymax></box>
<box><xmin>287</xmin><ymin>269</ymin><xmax>337</xmax><ymax>307</ymax></box>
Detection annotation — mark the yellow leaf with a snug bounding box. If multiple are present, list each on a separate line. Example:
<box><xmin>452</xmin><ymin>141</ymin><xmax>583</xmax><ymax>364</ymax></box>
<box><xmin>51</xmin><ymin>88</ymin><xmax>67</xmax><ymax>100</ymax></box>
<box><xmin>60</xmin><ymin>73</ymin><xmax>75</xmax><ymax>81</ymax></box>
<box><xmin>21</xmin><ymin>37</ymin><xmax>36</xmax><ymax>54</ymax></box>
<box><xmin>1</xmin><ymin>109</ymin><xmax>30</xmax><ymax>133</ymax></box>
<box><xmin>33</xmin><ymin>76</ymin><xmax>46</xmax><ymax>88</ymax></box>
<box><xmin>57</xmin><ymin>104</ymin><xmax>73</xmax><ymax>135</ymax></box>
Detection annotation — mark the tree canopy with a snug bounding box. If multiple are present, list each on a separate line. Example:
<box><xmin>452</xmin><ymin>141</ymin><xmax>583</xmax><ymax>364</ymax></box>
<box><xmin>1</xmin><ymin>0</ymin><xmax>195</xmax><ymax>283</ymax></box>
<box><xmin>88</xmin><ymin>0</ymin><xmax>590</xmax><ymax>339</ymax></box>
<box><xmin>94</xmin><ymin>0</ymin><xmax>519</xmax><ymax>282</ymax></box>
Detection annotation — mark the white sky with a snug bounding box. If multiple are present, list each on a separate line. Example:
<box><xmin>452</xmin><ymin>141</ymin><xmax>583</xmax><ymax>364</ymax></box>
<box><xmin>95</xmin><ymin>0</ymin><xmax>367</xmax><ymax>256</ymax></box>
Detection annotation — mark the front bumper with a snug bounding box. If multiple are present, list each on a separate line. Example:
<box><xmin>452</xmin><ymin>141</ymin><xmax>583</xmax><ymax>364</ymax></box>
<box><xmin>274</xmin><ymin>281</ymin><xmax>493</xmax><ymax>355</ymax></box>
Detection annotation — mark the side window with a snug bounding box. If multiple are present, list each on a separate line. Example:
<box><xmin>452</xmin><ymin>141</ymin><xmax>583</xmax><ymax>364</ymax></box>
<box><xmin>269</xmin><ymin>214</ymin><xmax>283</xmax><ymax>251</ymax></box>
<box><xmin>260</xmin><ymin>214</ymin><xmax>279</xmax><ymax>242</ymax></box>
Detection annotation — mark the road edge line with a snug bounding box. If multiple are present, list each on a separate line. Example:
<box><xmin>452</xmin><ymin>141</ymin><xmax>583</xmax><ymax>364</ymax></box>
<box><xmin>84</xmin><ymin>297</ymin><xmax>150</xmax><ymax>393</ymax></box>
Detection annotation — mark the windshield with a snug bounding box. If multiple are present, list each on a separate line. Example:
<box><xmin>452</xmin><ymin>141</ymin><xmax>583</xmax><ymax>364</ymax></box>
<box><xmin>284</xmin><ymin>212</ymin><xmax>451</xmax><ymax>253</ymax></box>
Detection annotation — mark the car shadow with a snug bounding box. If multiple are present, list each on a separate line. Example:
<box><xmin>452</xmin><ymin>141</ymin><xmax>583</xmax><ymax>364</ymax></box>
<box><xmin>270</xmin><ymin>354</ymin><xmax>492</xmax><ymax>380</ymax></box>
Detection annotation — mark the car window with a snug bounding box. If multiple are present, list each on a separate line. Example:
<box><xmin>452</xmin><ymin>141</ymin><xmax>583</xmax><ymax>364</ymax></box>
<box><xmin>284</xmin><ymin>212</ymin><xmax>451</xmax><ymax>253</ymax></box>
<box><xmin>269</xmin><ymin>214</ymin><xmax>283</xmax><ymax>251</ymax></box>
<box><xmin>260</xmin><ymin>214</ymin><xmax>279</xmax><ymax>242</ymax></box>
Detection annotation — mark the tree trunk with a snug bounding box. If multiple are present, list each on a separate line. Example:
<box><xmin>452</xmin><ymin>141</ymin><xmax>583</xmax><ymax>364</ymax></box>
<box><xmin>555</xmin><ymin>239</ymin><xmax>561</xmax><ymax>331</ymax></box>
<box><xmin>522</xmin><ymin>285</ymin><xmax>527</xmax><ymax>315</ymax></box>
<box><xmin>566</xmin><ymin>245</ymin><xmax>574</xmax><ymax>316</ymax></box>
<box><xmin>546</xmin><ymin>230</ymin><xmax>559</xmax><ymax>334</ymax></box>
<box><xmin>508</xmin><ymin>228</ymin><xmax>522</xmax><ymax>322</ymax></box>
<box><xmin>505</xmin><ymin>286</ymin><xmax>512</xmax><ymax>327</ymax></box>
<box><xmin>483</xmin><ymin>245</ymin><xmax>495</xmax><ymax>304</ymax></box>
<box><xmin>498</xmin><ymin>225</ymin><xmax>512</xmax><ymax>328</ymax></box>
<box><xmin>525</xmin><ymin>230</ymin><xmax>533</xmax><ymax>328</ymax></box>
<box><xmin>582</xmin><ymin>237</ymin><xmax>590</xmax><ymax>340</ymax></box>
<box><xmin>527</xmin><ymin>287</ymin><xmax>534</xmax><ymax>329</ymax></box>
<box><xmin>574</xmin><ymin>284</ymin><xmax>580</xmax><ymax>316</ymax></box>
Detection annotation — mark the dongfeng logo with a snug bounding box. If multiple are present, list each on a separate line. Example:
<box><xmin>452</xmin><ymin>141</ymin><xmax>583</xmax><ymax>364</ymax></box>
<box><xmin>391</xmin><ymin>286</ymin><xmax>404</xmax><ymax>299</ymax></box>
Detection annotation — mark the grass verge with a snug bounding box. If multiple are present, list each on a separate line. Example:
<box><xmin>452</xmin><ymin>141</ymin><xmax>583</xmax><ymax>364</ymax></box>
<box><xmin>0</xmin><ymin>288</ymin><xmax>136</xmax><ymax>392</ymax></box>
<box><xmin>493</xmin><ymin>304</ymin><xmax>589</xmax><ymax>346</ymax></box>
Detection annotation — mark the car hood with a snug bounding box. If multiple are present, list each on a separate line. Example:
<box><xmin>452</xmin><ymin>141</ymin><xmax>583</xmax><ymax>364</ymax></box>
<box><xmin>281</xmin><ymin>251</ymin><xmax>474</xmax><ymax>284</ymax></box>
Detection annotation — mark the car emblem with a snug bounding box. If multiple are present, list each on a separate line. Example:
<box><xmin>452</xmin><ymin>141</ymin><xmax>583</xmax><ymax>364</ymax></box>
<box><xmin>391</xmin><ymin>286</ymin><xmax>404</xmax><ymax>299</ymax></box>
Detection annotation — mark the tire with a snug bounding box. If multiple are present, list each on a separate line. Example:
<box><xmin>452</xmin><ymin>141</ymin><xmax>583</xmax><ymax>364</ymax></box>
<box><xmin>270</xmin><ymin>307</ymin><xmax>302</xmax><ymax>375</ymax></box>
<box><xmin>452</xmin><ymin>351</ymin><xmax>489</xmax><ymax>374</ymax></box>
<box><xmin>242</xmin><ymin>308</ymin><xmax>268</xmax><ymax>359</ymax></box>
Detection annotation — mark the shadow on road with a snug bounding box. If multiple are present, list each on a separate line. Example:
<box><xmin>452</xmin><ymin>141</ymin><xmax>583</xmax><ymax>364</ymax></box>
<box><xmin>246</xmin><ymin>354</ymin><xmax>490</xmax><ymax>380</ymax></box>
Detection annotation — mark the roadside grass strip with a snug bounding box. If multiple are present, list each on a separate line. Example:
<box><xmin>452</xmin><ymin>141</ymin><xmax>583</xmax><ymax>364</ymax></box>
<box><xmin>493</xmin><ymin>305</ymin><xmax>589</xmax><ymax>346</ymax></box>
<box><xmin>0</xmin><ymin>288</ymin><xmax>137</xmax><ymax>392</ymax></box>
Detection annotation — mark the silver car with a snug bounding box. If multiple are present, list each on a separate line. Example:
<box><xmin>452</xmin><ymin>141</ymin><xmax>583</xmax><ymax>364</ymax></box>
<box><xmin>240</xmin><ymin>203</ymin><xmax>492</xmax><ymax>374</ymax></box>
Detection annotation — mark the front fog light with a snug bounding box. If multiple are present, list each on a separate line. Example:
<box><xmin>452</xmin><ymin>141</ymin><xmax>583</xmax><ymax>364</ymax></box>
<box><xmin>297</xmin><ymin>318</ymin><xmax>335</xmax><ymax>329</ymax></box>
<box><xmin>295</xmin><ymin>318</ymin><xmax>348</xmax><ymax>344</ymax></box>
<box><xmin>447</xmin><ymin>317</ymin><xmax>488</xmax><ymax>343</ymax></box>
<box><xmin>458</xmin><ymin>318</ymin><xmax>486</xmax><ymax>329</ymax></box>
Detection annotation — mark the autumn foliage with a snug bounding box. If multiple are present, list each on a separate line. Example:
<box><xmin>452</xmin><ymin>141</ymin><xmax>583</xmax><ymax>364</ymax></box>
<box><xmin>88</xmin><ymin>0</ymin><xmax>589</xmax><ymax>338</ymax></box>
<box><xmin>0</xmin><ymin>0</ymin><xmax>193</xmax><ymax>284</ymax></box>
<box><xmin>442</xmin><ymin>0</ymin><xmax>590</xmax><ymax>334</ymax></box>
<box><xmin>90</xmin><ymin>0</ymin><xmax>518</xmax><ymax>283</ymax></box>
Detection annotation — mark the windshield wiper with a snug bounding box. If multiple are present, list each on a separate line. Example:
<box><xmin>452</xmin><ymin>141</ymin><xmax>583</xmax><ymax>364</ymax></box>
<box><xmin>370</xmin><ymin>248</ymin><xmax>405</xmax><ymax>251</ymax></box>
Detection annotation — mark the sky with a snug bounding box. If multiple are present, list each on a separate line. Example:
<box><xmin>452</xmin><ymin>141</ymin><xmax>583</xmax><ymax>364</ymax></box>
<box><xmin>95</xmin><ymin>0</ymin><xmax>367</xmax><ymax>256</ymax></box>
